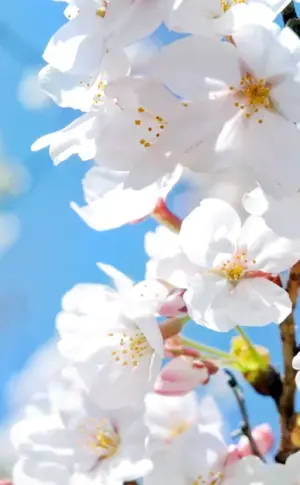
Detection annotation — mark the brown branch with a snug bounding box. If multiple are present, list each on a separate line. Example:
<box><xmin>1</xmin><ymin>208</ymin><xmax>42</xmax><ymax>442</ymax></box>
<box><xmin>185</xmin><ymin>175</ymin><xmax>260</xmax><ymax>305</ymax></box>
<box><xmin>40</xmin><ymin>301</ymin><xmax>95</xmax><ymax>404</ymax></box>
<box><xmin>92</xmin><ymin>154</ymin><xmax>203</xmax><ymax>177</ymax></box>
<box><xmin>282</xmin><ymin>1</ymin><xmax>297</xmax><ymax>25</ymax></box>
<box><xmin>275</xmin><ymin>261</ymin><xmax>300</xmax><ymax>463</ymax></box>
<box><xmin>225</xmin><ymin>369</ymin><xmax>265</xmax><ymax>461</ymax></box>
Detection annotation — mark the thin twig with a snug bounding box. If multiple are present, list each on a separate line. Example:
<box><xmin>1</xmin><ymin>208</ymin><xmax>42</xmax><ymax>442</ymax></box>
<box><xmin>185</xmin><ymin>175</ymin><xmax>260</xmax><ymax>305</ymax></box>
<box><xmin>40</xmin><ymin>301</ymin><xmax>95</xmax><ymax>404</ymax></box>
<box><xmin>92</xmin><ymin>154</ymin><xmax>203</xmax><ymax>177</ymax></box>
<box><xmin>282</xmin><ymin>1</ymin><xmax>297</xmax><ymax>25</ymax></box>
<box><xmin>275</xmin><ymin>261</ymin><xmax>300</xmax><ymax>463</ymax></box>
<box><xmin>224</xmin><ymin>369</ymin><xmax>265</xmax><ymax>462</ymax></box>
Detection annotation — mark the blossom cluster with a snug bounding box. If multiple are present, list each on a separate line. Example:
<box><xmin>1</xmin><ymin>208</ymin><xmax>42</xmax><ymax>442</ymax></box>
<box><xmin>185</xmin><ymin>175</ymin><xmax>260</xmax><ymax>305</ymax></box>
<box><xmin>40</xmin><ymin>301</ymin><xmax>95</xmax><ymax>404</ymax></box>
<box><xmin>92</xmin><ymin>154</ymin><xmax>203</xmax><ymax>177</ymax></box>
<box><xmin>10</xmin><ymin>0</ymin><xmax>300</xmax><ymax>484</ymax></box>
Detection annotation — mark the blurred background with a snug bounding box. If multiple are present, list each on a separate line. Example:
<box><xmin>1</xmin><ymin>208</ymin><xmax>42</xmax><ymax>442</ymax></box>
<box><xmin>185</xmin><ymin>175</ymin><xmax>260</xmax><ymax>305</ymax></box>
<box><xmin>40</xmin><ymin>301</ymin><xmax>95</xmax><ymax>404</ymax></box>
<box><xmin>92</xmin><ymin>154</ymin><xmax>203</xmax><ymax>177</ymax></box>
<box><xmin>0</xmin><ymin>0</ymin><xmax>300</xmax><ymax>476</ymax></box>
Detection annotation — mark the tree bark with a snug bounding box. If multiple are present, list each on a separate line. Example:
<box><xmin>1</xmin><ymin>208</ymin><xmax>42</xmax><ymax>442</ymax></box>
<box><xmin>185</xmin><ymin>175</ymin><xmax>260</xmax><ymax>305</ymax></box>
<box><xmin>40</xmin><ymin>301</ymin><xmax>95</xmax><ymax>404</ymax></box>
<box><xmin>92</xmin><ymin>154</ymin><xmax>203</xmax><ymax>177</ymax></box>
<box><xmin>275</xmin><ymin>261</ymin><xmax>300</xmax><ymax>463</ymax></box>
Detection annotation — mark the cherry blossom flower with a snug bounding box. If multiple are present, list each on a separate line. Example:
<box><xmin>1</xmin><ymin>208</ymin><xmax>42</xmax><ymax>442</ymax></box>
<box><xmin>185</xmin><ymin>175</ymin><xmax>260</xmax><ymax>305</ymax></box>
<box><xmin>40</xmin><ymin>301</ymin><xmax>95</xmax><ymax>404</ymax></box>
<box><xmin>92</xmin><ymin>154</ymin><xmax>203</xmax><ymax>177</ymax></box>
<box><xmin>154</xmin><ymin>356</ymin><xmax>216</xmax><ymax>396</ymax></box>
<box><xmin>56</xmin><ymin>264</ymin><xmax>165</xmax><ymax>408</ymax></box>
<box><xmin>180</xmin><ymin>198</ymin><xmax>300</xmax><ymax>331</ymax></box>
<box><xmin>32</xmin><ymin>78</ymin><xmax>214</xmax><ymax>195</ymax></box>
<box><xmin>144</xmin><ymin>392</ymin><xmax>227</xmax><ymax>485</ymax></box>
<box><xmin>11</xmin><ymin>388</ymin><xmax>152</xmax><ymax>485</ymax></box>
<box><xmin>167</xmin><ymin>0</ymin><xmax>284</xmax><ymax>38</ymax></box>
<box><xmin>39</xmin><ymin>49</ymin><xmax>131</xmax><ymax>112</ymax></box>
<box><xmin>43</xmin><ymin>0</ymin><xmax>168</xmax><ymax>75</ymax></box>
<box><xmin>150</xmin><ymin>23</ymin><xmax>300</xmax><ymax>196</ymax></box>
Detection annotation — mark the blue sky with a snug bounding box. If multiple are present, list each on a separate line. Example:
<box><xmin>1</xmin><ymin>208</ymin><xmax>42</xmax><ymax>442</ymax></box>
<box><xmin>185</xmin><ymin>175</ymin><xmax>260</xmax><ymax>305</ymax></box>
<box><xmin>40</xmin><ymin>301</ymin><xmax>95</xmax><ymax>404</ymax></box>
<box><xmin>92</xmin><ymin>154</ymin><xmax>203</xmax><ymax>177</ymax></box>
<box><xmin>0</xmin><ymin>0</ymin><xmax>299</xmax><ymax>454</ymax></box>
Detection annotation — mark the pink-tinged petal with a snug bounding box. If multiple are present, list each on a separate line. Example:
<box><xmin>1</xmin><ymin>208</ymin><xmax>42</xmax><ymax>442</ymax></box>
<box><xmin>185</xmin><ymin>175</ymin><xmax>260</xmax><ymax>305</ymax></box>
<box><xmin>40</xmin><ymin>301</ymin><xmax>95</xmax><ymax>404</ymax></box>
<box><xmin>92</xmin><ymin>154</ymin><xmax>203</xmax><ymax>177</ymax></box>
<box><xmin>238</xmin><ymin>424</ymin><xmax>274</xmax><ymax>457</ymax></box>
<box><xmin>226</xmin><ymin>445</ymin><xmax>242</xmax><ymax>465</ymax></box>
<box><xmin>154</xmin><ymin>357</ymin><xmax>209</xmax><ymax>396</ymax></box>
<box><xmin>158</xmin><ymin>289</ymin><xmax>187</xmax><ymax>318</ymax></box>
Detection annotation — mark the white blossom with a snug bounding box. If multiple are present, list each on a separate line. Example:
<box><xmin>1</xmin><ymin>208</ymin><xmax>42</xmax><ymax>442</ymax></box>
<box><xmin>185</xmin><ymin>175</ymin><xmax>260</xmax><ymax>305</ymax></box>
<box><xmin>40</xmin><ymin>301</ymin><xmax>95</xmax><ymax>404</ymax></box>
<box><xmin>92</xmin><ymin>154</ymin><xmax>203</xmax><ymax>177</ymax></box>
<box><xmin>11</xmin><ymin>386</ymin><xmax>152</xmax><ymax>485</ymax></box>
<box><xmin>180</xmin><ymin>198</ymin><xmax>300</xmax><ymax>331</ymax></box>
<box><xmin>144</xmin><ymin>392</ymin><xmax>227</xmax><ymax>485</ymax></box>
<box><xmin>56</xmin><ymin>264</ymin><xmax>165</xmax><ymax>408</ymax></box>
<box><xmin>150</xmin><ymin>23</ymin><xmax>300</xmax><ymax>196</ymax></box>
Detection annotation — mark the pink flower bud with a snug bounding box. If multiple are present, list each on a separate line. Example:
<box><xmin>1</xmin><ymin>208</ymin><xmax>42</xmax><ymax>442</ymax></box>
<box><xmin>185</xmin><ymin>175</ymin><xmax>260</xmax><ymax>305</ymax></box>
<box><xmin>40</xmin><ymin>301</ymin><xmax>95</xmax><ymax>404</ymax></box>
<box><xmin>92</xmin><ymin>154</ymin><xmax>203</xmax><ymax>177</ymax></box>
<box><xmin>0</xmin><ymin>481</ymin><xmax>12</xmax><ymax>485</ymax></box>
<box><xmin>158</xmin><ymin>288</ymin><xmax>187</xmax><ymax>318</ymax></box>
<box><xmin>226</xmin><ymin>445</ymin><xmax>242</xmax><ymax>465</ymax></box>
<box><xmin>237</xmin><ymin>424</ymin><xmax>274</xmax><ymax>457</ymax></box>
<box><xmin>154</xmin><ymin>356</ymin><xmax>209</xmax><ymax>396</ymax></box>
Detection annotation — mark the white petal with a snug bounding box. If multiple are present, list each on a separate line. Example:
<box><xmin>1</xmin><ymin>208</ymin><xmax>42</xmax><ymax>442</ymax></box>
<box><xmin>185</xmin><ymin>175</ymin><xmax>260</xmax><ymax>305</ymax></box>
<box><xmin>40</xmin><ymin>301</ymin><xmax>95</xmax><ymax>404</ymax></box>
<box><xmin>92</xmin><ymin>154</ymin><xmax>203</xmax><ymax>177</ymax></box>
<box><xmin>240</xmin><ymin>111</ymin><xmax>300</xmax><ymax>197</ymax></box>
<box><xmin>242</xmin><ymin>186</ymin><xmax>269</xmax><ymax>216</ymax></box>
<box><xmin>227</xmin><ymin>278</ymin><xmax>292</xmax><ymax>326</ymax></box>
<box><xmin>38</xmin><ymin>65</ymin><xmax>94</xmax><ymax>112</ymax></box>
<box><xmin>261</xmin><ymin>193</ymin><xmax>300</xmax><ymax>240</ymax></box>
<box><xmin>145</xmin><ymin>392</ymin><xmax>198</xmax><ymax>440</ymax></box>
<box><xmin>31</xmin><ymin>112</ymin><xmax>96</xmax><ymax>164</ymax></box>
<box><xmin>72</xmin><ymin>180</ymin><xmax>164</xmax><ymax>231</ymax></box>
<box><xmin>184</xmin><ymin>273</ymin><xmax>236</xmax><ymax>332</ymax></box>
<box><xmin>166</xmin><ymin>0</ymin><xmax>222</xmax><ymax>36</ymax></box>
<box><xmin>292</xmin><ymin>352</ymin><xmax>300</xmax><ymax>371</ymax></box>
<box><xmin>97</xmin><ymin>263</ymin><xmax>134</xmax><ymax>293</ymax></box>
<box><xmin>272</xmin><ymin>76</ymin><xmax>300</xmax><ymax>123</ymax></box>
<box><xmin>150</xmin><ymin>36</ymin><xmax>240</xmax><ymax>99</ymax></box>
<box><xmin>43</xmin><ymin>14</ymin><xmax>104</xmax><ymax>75</ymax></box>
<box><xmin>14</xmin><ymin>459</ymin><xmax>69</xmax><ymax>485</ymax></box>
<box><xmin>61</xmin><ymin>283</ymin><xmax>115</xmax><ymax>315</ymax></box>
<box><xmin>238</xmin><ymin>216</ymin><xmax>300</xmax><ymax>273</ymax></box>
<box><xmin>180</xmin><ymin>199</ymin><xmax>241</xmax><ymax>268</ymax></box>
<box><xmin>146</xmin><ymin>253</ymin><xmax>197</xmax><ymax>289</ymax></box>
<box><xmin>144</xmin><ymin>450</ymin><xmax>185</xmax><ymax>485</ymax></box>
<box><xmin>145</xmin><ymin>227</ymin><xmax>181</xmax><ymax>260</ymax></box>
<box><xmin>104</xmin><ymin>0</ymin><xmax>167</xmax><ymax>49</ymax></box>
<box><xmin>232</xmin><ymin>24</ymin><xmax>293</xmax><ymax>80</ymax></box>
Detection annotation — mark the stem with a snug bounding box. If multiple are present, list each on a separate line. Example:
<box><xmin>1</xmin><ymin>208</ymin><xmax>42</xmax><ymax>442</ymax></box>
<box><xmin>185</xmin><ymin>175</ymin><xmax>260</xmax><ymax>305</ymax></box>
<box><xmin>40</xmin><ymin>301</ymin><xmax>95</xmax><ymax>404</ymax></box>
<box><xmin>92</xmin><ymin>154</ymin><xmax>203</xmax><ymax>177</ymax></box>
<box><xmin>225</xmin><ymin>369</ymin><xmax>265</xmax><ymax>462</ymax></box>
<box><xmin>282</xmin><ymin>1</ymin><xmax>297</xmax><ymax>24</ymax></box>
<box><xmin>236</xmin><ymin>326</ymin><xmax>267</xmax><ymax>368</ymax></box>
<box><xmin>151</xmin><ymin>198</ymin><xmax>182</xmax><ymax>233</ymax></box>
<box><xmin>180</xmin><ymin>336</ymin><xmax>244</xmax><ymax>368</ymax></box>
<box><xmin>160</xmin><ymin>316</ymin><xmax>189</xmax><ymax>340</ymax></box>
<box><xmin>276</xmin><ymin>261</ymin><xmax>300</xmax><ymax>463</ymax></box>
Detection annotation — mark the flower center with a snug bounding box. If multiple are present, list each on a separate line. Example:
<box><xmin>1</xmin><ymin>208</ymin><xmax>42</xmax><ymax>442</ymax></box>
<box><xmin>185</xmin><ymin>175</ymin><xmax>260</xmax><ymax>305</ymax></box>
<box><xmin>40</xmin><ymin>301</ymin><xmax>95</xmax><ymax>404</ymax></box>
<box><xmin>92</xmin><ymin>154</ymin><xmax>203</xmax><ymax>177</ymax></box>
<box><xmin>193</xmin><ymin>471</ymin><xmax>224</xmax><ymax>485</ymax></box>
<box><xmin>95</xmin><ymin>424</ymin><xmax>120</xmax><ymax>459</ymax></box>
<box><xmin>96</xmin><ymin>1</ymin><xmax>108</xmax><ymax>17</ymax></box>
<box><xmin>134</xmin><ymin>106</ymin><xmax>168</xmax><ymax>149</ymax></box>
<box><xmin>170</xmin><ymin>421</ymin><xmax>191</xmax><ymax>438</ymax></box>
<box><xmin>77</xmin><ymin>77</ymin><xmax>107</xmax><ymax>107</ymax></box>
<box><xmin>108</xmin><ymin>330</ymin><xmax>151</xmax><ymax>367</ymax></box>
<box><xmin>79</xmin><ymin>418</ymin><xmax>120</xmax><ymax>461</ymax></box>
<box><xmin>220</xmin><ymin>252</ymin><xmax>256</xmax><ymax>282</ymax></box>
<box><xmin>221</xmin><ymin>0</ymin><xmax>246</xmax><ymax>12</ymax></box>
<box><xmin>230</xmin><ymin>74</ymin><xmax>273</xmax><ymax>123</ymax></box>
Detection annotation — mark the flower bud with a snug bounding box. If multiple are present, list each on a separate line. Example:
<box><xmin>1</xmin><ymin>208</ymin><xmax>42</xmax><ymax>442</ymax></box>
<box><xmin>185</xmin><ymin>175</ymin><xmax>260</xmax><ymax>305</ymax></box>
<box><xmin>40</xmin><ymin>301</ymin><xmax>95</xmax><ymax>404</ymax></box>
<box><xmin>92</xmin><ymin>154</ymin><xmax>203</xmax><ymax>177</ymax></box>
<box><xmin>238</xmin><ymin>424</ymin><xmax>274</xmax><ymax>457</ymax></box>
<box><xmin>154</xmin><ymin>356</ymin><xmax>210</xmax><ymax>396</ymax></box>
<box><xmin>231</xmin><ymin>336</ymin><xmax>270</xmax><ymax>383</ymax></box>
